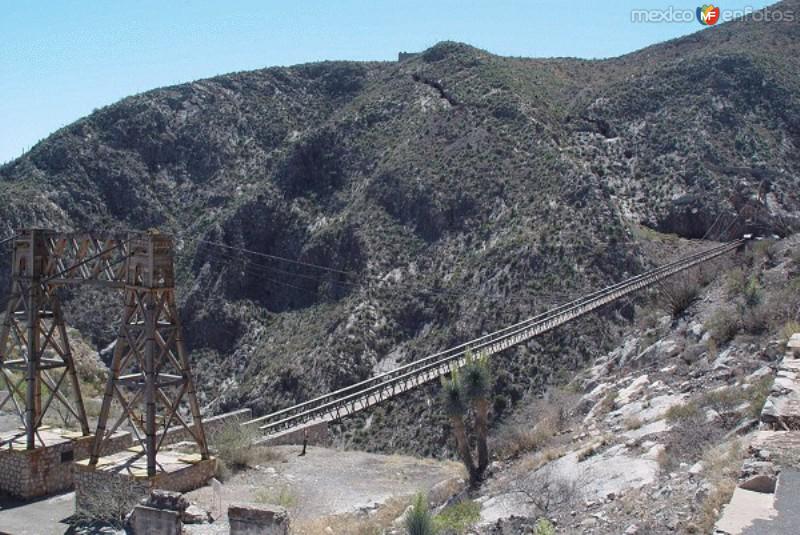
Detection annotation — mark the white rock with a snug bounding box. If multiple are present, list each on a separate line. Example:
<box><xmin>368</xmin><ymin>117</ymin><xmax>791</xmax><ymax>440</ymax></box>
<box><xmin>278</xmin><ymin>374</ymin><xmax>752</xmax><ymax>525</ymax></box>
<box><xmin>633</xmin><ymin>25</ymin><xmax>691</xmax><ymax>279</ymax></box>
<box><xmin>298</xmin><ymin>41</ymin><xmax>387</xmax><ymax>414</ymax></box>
<box><xmin>643</xmin><ymin>444</ymin><xmax>666</xmax><ymax>461</ymax></box>
<box><xmin>688</xmin><ymin>322</ymin><xmax>704</xmax><ymax>339</ymax></box>
<box><xmin>617</xmin><ymin>375</ymin><xmax>650</xmax><ymax>405</ymax></box>
<box><xmin>689</xmin><ymin>462</ymin><xmax>704</xmax><ymax>476</ymax></box>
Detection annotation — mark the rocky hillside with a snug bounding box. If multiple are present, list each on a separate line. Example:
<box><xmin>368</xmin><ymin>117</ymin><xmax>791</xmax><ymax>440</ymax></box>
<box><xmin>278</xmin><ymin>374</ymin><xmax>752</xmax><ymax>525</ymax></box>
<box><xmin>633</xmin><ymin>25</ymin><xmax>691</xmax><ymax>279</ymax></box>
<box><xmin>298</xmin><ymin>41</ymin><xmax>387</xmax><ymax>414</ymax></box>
<box><xmin>474</xmin><ymin>235</ymin><xmax>800</xmax><ymax>534</ymax></box>
<box><xmin>0</xmin><ymin>2</ymin><xmax>798</xmax><ymax>455</ymax></box>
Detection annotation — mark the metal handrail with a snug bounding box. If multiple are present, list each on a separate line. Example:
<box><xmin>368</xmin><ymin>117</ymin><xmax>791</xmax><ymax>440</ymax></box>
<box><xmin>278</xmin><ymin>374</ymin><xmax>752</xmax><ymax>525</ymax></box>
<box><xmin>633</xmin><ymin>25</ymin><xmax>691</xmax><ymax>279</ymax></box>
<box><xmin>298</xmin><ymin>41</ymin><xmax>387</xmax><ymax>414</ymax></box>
<box><xmin>244</xmin><ymin>239</ymin><xmax>744</xmax><ymax>433</ymax></box>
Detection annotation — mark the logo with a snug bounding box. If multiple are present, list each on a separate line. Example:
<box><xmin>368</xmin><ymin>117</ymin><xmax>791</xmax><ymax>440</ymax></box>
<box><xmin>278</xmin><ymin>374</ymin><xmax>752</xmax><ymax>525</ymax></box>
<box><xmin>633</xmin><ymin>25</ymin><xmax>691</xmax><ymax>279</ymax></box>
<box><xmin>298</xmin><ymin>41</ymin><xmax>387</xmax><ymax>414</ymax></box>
<box><xmin>697</xmin><ymin>4</ymin><xmax>721</xmax><ymax>25</ymax></box>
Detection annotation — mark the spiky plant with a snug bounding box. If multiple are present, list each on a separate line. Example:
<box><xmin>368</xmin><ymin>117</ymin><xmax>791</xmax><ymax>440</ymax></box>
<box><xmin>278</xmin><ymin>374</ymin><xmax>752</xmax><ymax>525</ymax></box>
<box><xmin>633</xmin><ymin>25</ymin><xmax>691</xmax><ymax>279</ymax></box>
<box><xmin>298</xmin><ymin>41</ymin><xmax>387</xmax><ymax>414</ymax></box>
<box><xmin>405</xmin><ymin>492</ymin><xmax>436</xmax><ymax>535</ymax></box>
<box><xmin>441</xmin><ymin>370</ymin><xmax>478</xmax><ymax>485</ymax></box>
<box><xmin>462</xmin><ymin>351</ymin><xmax>492</xmax><ymax>474</ymax></box>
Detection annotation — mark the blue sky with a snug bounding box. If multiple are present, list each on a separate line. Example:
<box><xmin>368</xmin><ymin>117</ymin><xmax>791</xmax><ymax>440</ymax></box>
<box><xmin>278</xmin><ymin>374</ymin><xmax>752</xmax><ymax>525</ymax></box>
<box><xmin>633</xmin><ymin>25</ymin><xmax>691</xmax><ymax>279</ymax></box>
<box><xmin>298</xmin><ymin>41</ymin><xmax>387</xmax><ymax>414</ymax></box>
<box><xmin>0</xmin><ymin>0</ymin><xmax>779</xmax><ymax>164</ymax></box>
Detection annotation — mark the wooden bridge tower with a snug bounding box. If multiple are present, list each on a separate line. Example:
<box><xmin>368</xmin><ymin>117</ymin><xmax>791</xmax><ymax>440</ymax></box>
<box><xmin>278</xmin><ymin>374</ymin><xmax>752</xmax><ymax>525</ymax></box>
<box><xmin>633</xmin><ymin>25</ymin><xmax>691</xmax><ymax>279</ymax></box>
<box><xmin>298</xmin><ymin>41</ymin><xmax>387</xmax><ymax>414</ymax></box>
<box><xmin>88</xmin><ymin>232</ymin><xmax>209</xmax><ymax>475</ymax></box>
<box><xmin>0</xmin><ymin>229</ymin><xmax>91</xmax><ymax>449</ymax></box>
<box><xmin>0</xmin><ymin>229</ymin><xmax>208</xmax><ymax>477</ymax></box>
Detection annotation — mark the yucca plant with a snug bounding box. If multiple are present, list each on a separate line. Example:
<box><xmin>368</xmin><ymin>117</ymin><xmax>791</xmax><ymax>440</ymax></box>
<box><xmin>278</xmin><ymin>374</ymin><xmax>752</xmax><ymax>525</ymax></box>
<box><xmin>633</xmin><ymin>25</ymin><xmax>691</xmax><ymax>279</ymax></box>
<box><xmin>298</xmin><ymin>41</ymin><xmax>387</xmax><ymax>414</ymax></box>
<box><xmin>405</xmin><ymin>493</ymin><xmax>436</xmax><ymax>535</ymax></box>
<box><xmin>462</xmin><ymin>351</ymin><xmax>492</xmax><ymax>474</ymax></box>
<box><xmin>441</xmin><ymin>370</ymin><xmax>478</xmax><ymax>485</ymax></box>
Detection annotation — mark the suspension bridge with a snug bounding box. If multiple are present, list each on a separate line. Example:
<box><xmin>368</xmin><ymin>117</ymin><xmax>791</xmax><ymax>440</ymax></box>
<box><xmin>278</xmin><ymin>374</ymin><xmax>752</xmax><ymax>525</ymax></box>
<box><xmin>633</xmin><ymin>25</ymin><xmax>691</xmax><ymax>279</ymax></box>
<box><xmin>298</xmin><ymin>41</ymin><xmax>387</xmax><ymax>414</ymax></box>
<box><xmin>0</xmin><ymin>228</ymin><xmax>747</xmax><ymax>464</ymax></box>
<box><xmin>240</xmin><ymin>237</ymin><xmax>747</xmax><ymax>440</ymax></box>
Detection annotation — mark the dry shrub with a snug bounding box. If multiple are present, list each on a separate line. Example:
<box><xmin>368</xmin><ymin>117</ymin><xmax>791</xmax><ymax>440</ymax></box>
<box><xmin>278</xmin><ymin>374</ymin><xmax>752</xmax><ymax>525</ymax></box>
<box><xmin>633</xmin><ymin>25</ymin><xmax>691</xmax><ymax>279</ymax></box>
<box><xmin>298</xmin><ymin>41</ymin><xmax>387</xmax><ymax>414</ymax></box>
<box><xmin>708</xmin><ymin>307</ymin><xmax>740</xmax><ymax>344</ymax></box>
<box><xmin>75</xmin><ymin>476</ymin><xmax>145</xmax><ymax>528</ymax></box>
<box><xmin>492</xmin><ymin>389</ymin><xmax>577</xmax><ymax>459</ymax></box>
<box><xmin>662</xmin><ymin>401</ymin><xmax>722</xmax><ymax>470</ymax></box>
<box><xmin>701</xmin><ymin>387</ymin><xmax>747</xmax><ymax>429</ymax></box>
<box><xmin>659</xmin><ymin>276</ymin><xmax>700</xmax><ymax>318</ymax></box>
<box><xmin>770</xmin><ymin>284</ymin><xmax>800</xmax><ymax>330</ymax></box>
<box><xmin>623</xmin><ymin>415</ymin><xmax>643</xmax><ymax>430</ymax></box>
<box><xmin>741</xmin><ymin>302</ymin><xmax>769</xmax><ymax>334</ymax></box>
<box><xmin>724</xmin><ymin>267</ymin><xmax>748</xmax><ymax>298</ymax></box>
<box><xmin>597</xmin><ymin>388</ymin><xmax>618</xmax><ymax>416</ymax></box>
<box><xmin>696</xmin><ymin>440</ymin><xmax>744</xmax><ymax>532</ymax></box>
<box><xmin>493</xmin><ymin>419</ymin><xmax>556</xmax><ymax>459</ymax></box>
<box><xmin>293</xmin><ymin>495</ymin><xmax>411</xmax><ymax>535</ymax></box>
<box><xmin>511</xmin><ymin>464</ymin><xmax>583</xmax><ymax>516</ymax></box>
<box><xmin>514</xmin><ymin>446</ymin><xmax>567</xmax><ymax>476</ymax></box>
<box><xmin>209</xmin><ymin>421</ymin><xmax>285</xmax><ymax>478</ymax></box>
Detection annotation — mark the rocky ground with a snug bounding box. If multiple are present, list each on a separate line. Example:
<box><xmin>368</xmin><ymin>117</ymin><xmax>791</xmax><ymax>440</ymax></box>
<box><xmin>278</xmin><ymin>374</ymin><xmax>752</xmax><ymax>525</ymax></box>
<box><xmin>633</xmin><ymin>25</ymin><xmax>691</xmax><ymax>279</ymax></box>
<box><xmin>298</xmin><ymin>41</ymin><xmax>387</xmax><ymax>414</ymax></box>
<box><xmin>470</xmin><ymin>236</ymin><xmax>800</xmax><ymax>534</ymax></box>
<box><xmin>184</xmin><ymin>445</ymin><xmax>463</xmax><ymax>534</ymax></box>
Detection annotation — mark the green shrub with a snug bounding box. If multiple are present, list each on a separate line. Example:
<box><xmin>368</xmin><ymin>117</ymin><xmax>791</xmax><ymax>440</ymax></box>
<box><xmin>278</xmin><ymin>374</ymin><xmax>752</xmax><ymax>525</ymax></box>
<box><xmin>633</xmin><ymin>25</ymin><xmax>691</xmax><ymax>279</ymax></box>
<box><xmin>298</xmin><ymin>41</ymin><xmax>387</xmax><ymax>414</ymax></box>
<box><xmin>708</xmin><ymin>307</ymin><xmax>740</xmax><ymax>344</ymax></box>
<box><xmin>741</xmin><ymin>302</ymin><xmax>769</xmax><ymax>334</ymax></box>
<box><xmin>743</xmin><ymin>276</ymin><xmax>762</xmax><ymax>308</ymax></box>
<box><xmin>533</xmin><ymin>518</ymin><xmax>556</xmax><ymax>535</ymax></box>
<box><xmin>702</xmin><ymin>387</ymin><xmax>746</xmax><ymax>429</ymax></box>
<box><xmin>405</xmin><ymin>493</ymin><xmax>436</xmax><ymax>535</ymax></box>
<box><xmin>433</xmin><ymin>500</ymin><xmax>480</xmax><ymax>534</ymax></box>
<box><xmin>724</xmin><ymin>267</ymin><xmax>747</xmax><ymax>298</ymax></box>
<box><xmin>748</xmin><ymin>375</ymin><xmax>774</xmax><ymax>419</ymax></box>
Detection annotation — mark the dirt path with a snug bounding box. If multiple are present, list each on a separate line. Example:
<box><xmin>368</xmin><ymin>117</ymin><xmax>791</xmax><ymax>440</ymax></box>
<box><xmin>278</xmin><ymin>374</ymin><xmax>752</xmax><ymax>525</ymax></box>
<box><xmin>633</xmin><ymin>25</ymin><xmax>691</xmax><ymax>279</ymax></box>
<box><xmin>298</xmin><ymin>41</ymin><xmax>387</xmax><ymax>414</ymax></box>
<box><xmin>186</xmin><ymin>445</ymin><xmax>463</xmax><ymax>526</ymax></box>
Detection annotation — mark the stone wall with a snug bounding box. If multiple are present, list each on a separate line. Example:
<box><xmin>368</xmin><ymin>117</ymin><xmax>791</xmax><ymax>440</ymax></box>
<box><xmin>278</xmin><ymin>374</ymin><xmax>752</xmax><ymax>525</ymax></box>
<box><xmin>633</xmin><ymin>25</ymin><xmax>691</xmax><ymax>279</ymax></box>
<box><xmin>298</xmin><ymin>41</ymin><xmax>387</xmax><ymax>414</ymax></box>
<box><xmin>74</xmin><ymin>457</ymin><xmax>216</xmax><ymax>512</ymax></box>
<box><xmin>160</xmin><ymin>408</ymin><xmax>251</xmax><ymax>448</ymax></box>
<box><xmin>0</xmin><ymin>431</ymin><xmax>131</xmax><ymax>499</ymax></box>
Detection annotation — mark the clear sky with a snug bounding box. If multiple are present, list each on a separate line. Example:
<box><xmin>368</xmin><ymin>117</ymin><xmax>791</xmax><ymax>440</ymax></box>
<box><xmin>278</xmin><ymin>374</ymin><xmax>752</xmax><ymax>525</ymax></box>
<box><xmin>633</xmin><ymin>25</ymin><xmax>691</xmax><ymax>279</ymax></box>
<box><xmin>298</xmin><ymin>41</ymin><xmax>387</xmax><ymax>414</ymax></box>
<box><xmin>0</xmin><ymin>0</ymin><xmax>779</xmax><ymax>164</ymax></box>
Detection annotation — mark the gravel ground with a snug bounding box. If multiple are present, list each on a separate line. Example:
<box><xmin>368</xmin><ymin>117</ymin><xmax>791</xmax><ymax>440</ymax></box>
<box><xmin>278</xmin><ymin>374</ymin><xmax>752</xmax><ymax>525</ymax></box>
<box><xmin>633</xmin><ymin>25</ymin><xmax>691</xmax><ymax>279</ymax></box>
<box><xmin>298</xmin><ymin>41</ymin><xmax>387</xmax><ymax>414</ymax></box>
<box><xmin>185</xmin><ymin>445</ymin><xmax>463</xmax><ymax>524</ymax></box>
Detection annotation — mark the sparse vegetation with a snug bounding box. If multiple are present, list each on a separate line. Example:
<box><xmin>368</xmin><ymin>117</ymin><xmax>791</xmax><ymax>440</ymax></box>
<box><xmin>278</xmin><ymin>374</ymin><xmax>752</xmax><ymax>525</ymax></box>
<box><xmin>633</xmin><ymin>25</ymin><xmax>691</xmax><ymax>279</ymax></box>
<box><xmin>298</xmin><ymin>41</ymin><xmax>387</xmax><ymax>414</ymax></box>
<box><xmin>597</xmin><ymin>388</ymin><xmax>618</xmax><ymax>415</ymax></box>
<box><xmin>707</xmin><ymin>307</ymin><xmax>740</xmax><ymax>344</ymax></box>
<box><xmin>433</xmin><ymin>499</ymin><xmax>480</xmax><ymax>534</ymax></box>
<box><xmin>695</xmin><ymin>441</ymin><xmax>744</xmax><ymax>532</ymax></box>
<box><xmin>208</xmin><ymin>420</ymin><xmax>284</xmax><ymax>478</ymax></box>
<box><xmin>533</xmin><ymin>518</ymin><xmax>556</xmax><ymax>535</ymax></box>
<box><xmin>405</xmin><ymin>493</ymin><xmax>436</xmax><ymax>535</ymax></box>
<box><xmin>659</xmin><ymin>276</ymin><xmax>700</xmax><ymax>318</ymax></box>
<box><xmin>74</xmin><ymin>477</ymin><xmax>144</xmax><ymax>529</ymax></box>
<box><xmin>623</xmin><ymin>415</ymin><xmax>643</xmax><ymax>430</ymax></box>
<box><xmin>255</xmin><ymin>485</ymin><xmax>298</xmax><ymax>510</ymax></box>
<box><xmin>747</xmin><ymin>375</ymin><xmax>774</xmax><ymax>419</ymax></box>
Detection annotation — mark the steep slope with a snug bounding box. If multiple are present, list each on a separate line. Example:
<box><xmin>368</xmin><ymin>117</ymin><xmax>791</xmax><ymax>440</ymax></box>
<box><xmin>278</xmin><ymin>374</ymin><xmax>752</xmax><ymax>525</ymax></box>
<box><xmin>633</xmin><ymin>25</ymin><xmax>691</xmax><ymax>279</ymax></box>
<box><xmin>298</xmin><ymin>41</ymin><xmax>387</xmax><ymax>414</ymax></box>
<box><xmin>0</xmin><ymin>1</ymin><xmax>798</xmax><ymax>455</ymax></box>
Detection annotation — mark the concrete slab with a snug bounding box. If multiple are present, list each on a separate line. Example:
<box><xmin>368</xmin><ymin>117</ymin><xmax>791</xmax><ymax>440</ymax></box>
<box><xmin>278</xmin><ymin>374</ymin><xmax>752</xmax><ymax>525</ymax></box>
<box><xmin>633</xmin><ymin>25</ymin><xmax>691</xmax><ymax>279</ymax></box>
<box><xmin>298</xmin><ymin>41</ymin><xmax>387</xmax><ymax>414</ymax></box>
<box><xmin>716</xmin><ymin>487</ymin><xmax>777</xmax><ymax>535</ymax></box>
<box><xmin>743</xmin><ymin>469</ymin><xmax>800</xmax><ymax>535</ymax></box>
<box><xmin>0</xmin><ymin>491</ymin><xmax>75</xmax><ymax>535</ymax></box>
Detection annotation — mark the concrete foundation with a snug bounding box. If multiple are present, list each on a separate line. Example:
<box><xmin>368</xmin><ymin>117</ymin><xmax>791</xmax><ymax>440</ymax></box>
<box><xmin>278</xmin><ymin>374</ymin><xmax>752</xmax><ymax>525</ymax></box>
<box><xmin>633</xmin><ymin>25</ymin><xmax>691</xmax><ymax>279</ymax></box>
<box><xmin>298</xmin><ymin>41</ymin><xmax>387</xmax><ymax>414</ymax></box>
<box><xmin>132</xmin><ymin>505</ymin><xmax>182</xmax><ymax>535</ymax></box>
<box><xmin>229</xmin><ymin>503</ymin><xmax>290</xmax><ymax>535</ymax></box>
<box><xmin>0</xmin><ymin>426</ymin><xmax>131</xmax><ymax>499</ymax></box>
<box><xmin>0</xmin><ymin>408</ymin><xmax>250</xmax><ymax>502</ymax></box>
<box><xmin>74</xmin><ymin>449</ymin><xmax>216</xmax><ymax>512</ymax></box>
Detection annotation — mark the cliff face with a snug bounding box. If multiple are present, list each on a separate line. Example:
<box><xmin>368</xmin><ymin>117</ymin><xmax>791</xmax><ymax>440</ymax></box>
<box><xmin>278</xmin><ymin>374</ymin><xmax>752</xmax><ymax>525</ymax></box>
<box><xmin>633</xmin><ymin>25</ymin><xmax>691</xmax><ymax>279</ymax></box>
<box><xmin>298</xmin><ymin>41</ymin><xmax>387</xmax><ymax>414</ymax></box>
<box><xmin>1</xmin><ymin>2</ymin><xmax>799</xmax><ymax>454</ymax></box>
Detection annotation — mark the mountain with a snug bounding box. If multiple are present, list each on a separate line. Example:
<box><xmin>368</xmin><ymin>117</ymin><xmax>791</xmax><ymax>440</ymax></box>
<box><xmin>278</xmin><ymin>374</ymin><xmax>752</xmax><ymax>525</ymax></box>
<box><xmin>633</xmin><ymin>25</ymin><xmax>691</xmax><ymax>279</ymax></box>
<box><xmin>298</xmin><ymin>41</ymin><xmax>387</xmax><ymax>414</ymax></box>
<box><xmin>1</xmin><ymin>1</ymin><xmax>798</xmax><ymax>455</ymax></box>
